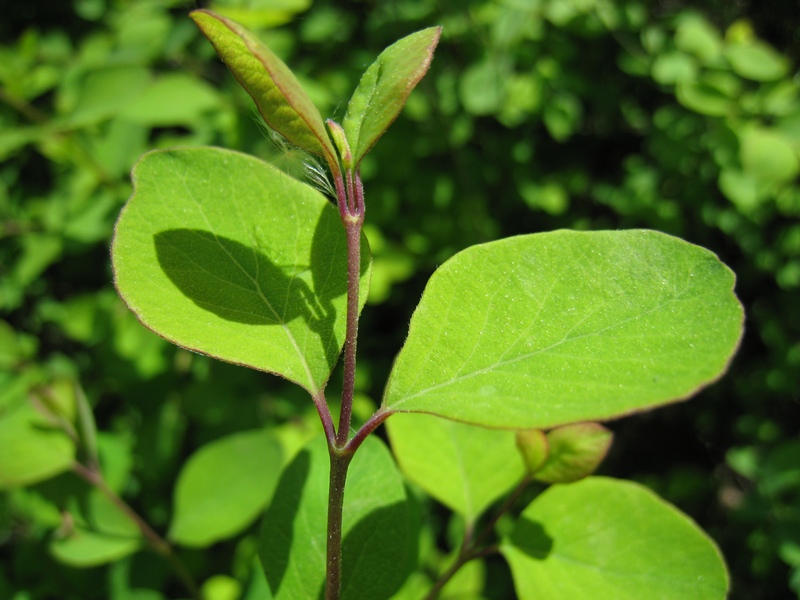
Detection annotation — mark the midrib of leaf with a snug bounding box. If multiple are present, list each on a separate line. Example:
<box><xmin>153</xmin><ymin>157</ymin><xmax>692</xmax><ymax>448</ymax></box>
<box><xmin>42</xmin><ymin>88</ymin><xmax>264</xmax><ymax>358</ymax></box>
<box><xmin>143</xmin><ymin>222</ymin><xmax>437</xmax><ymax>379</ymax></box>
<box><xmin>177</xmin><ymin>168</ymin><xmax>318</xmax><ymax>394</ymax></box>
<box><xmin>389</xmin><ymin>280</ymin><xmax>702</xmax><ymax>409</ymax></box>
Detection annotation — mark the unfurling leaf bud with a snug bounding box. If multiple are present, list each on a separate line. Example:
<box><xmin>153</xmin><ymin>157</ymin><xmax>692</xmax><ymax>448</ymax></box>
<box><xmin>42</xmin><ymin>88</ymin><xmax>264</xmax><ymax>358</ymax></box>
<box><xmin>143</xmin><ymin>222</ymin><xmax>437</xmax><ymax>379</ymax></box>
<box><xmin>327</xmin><ymin>120</ymin><xmax>353</xmax><ymax>171</ymax></box>
<box><xmin>515</xmin><ymin>429</ymin><xmax>549</xmax><ymax>474</ymax></box>
<box><xmin>533</xmin><ymin>423</ymin><xmax>613</xmax><ymax>484</ymax></box>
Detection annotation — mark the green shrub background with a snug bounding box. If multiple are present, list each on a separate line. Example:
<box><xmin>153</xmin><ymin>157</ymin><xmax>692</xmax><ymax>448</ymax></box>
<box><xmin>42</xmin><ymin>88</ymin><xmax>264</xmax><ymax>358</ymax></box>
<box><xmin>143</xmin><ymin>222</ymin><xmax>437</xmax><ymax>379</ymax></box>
<box><xmin>1</xmin><ymin>1</ymin><xmax>798</xmax><ymax>598</ymax></box>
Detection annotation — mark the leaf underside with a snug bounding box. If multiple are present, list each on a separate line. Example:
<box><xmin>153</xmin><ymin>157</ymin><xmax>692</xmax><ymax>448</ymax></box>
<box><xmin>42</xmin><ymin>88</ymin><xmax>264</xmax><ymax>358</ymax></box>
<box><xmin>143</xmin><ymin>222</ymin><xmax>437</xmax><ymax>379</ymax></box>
<box><xmin>383</xmin><ymin>230</ymin><xmax>743</xmax><ymax>428</ymax></box>
<box><xmin>343</xmin><ymin>26</ymin><xmax>442</xmax><ymax>166</ymax></box>
<box><xmin>191</xmin><ymin>10</ymin><xmax>337</xmax><ymax>166</ymax></box>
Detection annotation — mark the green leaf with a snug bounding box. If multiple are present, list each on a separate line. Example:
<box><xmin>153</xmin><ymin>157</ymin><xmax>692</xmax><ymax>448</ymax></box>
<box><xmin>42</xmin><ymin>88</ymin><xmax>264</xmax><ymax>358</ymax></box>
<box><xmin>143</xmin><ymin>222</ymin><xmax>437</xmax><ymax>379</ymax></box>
<box><xmin>515</xmin><ymin>429</ymin><xmax>549</xmax><ymax>474</ymax></box>
<box><xmin>542</xmin><ymin>92</ymin><xmax>582</xmax><ymax>141</ymax></box>
<box><xmin>676</xmin><ymin>80</ymin><xmax>733</xmax><ymax>117</ymax></box>
<box><xmin>0</xmin><ymin>399</ymin><xmax>75</xmax><ymax>488</ymax></box>
<box><xmin>50</xmin><ymin>488</ymin><xmax>142</xmax><ymax>567</ymax></box>
<box><xmin>725</xmin><ymin>41</ymin><xmax>789</xmax><ymax>81</ymax></box>
<box><xmin>120</xmin><ymin>74</ymin><xmax>221</xmax><ymax>126</ymax></box>
<box><xmin>259</xmin><ymin>435</ymin><xmax>416</xmax><ymax>600</ymax></box>
<box><xmin>533</xmin><ymin>423</ymin><xmax>613</xmax><ymax>483</ymax></box>
<box><xmin>210</xmin><ymin>0</ymin><xmax>312</xmax><ymax>29</ymax></box>
<box><xmin>50</xmin><ymin>527</ymin><xmax>141</xmax><ymax>568</ymax></box>
<box><xmin>458</xmin><ymin>58</ymin><xmax>506</xmax><ymax>116</ymax></box>
<box><xmin>651</xmin><ymin>51</ymin><xmax>696</xmax><ymax>85</ymax></box>
<box><xmin>190</xmin><ymin>10</ymin><xmax>337</xmax><ymax>167</ymax></box>
<box><xmin>64</xmin><ymin>66</ymin><xmax>151</xmax><ymax>127</ymax></box>
<box><xmin>168</xmin><ymin>429</ymin><xmax>282</xmax><ymax>547</ymax></box>
<box><xmin>386</xmin><ymin>413</ymin><xmax>525</xmax><ymax>521</ymax></box>
<box><xmin>501</xmin><ymin>477</ymin><xmax>729</xmax><ymax>599</ymax></box>
<box><xmin>112</xmin><ymin>147</ymin><xmax>370</xmax><ymax>395</ymax></box>
<box><xmin>383</xmin><ymin>230</ymin><xmax>743</xmax><ymax>428</ymax></box>
<box><xmin>674</xmin><ymin>15</ymin><xmax>722</xmax><ymax>63</ymax></box>
<box><xmin>343</xmin><ymin>26</ymin><xmax>441</xmax><ymax>166</ymax></box>
<box><xmin>739</xmin><ymin>127</ymin><xmax>799</xmax><ymax>186</ymax></box>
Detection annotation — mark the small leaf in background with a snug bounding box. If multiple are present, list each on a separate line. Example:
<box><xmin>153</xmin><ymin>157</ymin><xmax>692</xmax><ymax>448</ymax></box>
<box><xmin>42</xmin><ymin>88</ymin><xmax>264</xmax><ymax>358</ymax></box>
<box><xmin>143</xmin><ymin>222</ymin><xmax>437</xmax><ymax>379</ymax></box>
<box><xmin>501</xmin><ymin>477</ymin><xmax>729</xmax><ymax>599</ymax></box>
<box><xmin>260</xmin><ymin>435</ymin><xmax>416</xmax><ymax>600</ymax></box>
<box><xmin>516</xmin><ymin>429</ymin><xmax>549</xmax><ymax>474</ymax></box>
<box><xmin>387</xmin><ymin>413</ymin><xmax>525</xmax><ymax>522</ymax></box>
<box><xmin>120</xmin><ymin>74</ymin><xmax>221</xmax><ymax>126</ymax></box>
<box><xmin>209</xmin><ymin>0</ymin><xmax>312</xmax><ymax>29</ymax></box>
<box><xmin>0</xmin><ymin>397</ymin><xmax>75</xmax><ymax>489</ymax></box>
<box><xmin>459</xmin><ymin>58</ymin><xmax>506</xmax><ymax>116</ymax></box>
<box><xmin>383</xmin><ymin>230</ymin><xmax>743</xmax><ymax>428</ymax></box>
<box><xmin>343</xmin><ymin>26</ymin><xmax>441</xmax><ymax>166</ymax></box>
<box><xmin>190</xmin><ymin>10</ymin><xmax>337</xmax><ymax>167</ymax></box>
<box><xmin>725</xmin><ymin>40</ymin><xmax>789</xmax><ymax>81</ymax></box>
<box><xmin>674</xmin><ymin>15</ymin><xmax>722</xmax><ymax>63</ymax></box>
<box><xmin>50</xmin><ymin>488</ymin><xmax>142</xmax><ymax>567</ymax></box>
<box><xmin>112</xmin><ymin>147</ymin><xmax>371</xmax><ymax>395</ymax></box>
<box><xmin>739</xmin><ymin>127</ymin><xmax>799</xmax><ymax>186</ymax></box>
<box><xmin>168</xmin><ymin>429</ymin><xmax>282</xmax><ymax>547</ymax></box>
<box><xmin>63</xmin><ymin>66</ymin><xmax>152</xmax><ymax>127</ymax></box>
<box><xmin>533</xmin><ymin>423</ymin><xmax>613</xmax><ymax>483</ymax></box>
<box><xmin>201</xmin><ymin>574</ymin><xmax>242</xmax><ymax>600</ymax></box>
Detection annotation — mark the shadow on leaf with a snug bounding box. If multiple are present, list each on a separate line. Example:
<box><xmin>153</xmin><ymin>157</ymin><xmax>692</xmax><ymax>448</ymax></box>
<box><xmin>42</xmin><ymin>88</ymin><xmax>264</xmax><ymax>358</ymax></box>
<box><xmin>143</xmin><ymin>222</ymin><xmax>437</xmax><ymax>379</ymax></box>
<box><xmin>154</xmin><ymin>228</ymin><xmax>328</xmax><ymax>326</ymax></box>
<box><xmin>509</xmin><ymin>518</ymin><xmax>553</xmax><ymax>560</ymax></box>
<box><xmin>259</xmin><ymin>444</ymin><xmax>417</xmax><ymax>600</ymax></box>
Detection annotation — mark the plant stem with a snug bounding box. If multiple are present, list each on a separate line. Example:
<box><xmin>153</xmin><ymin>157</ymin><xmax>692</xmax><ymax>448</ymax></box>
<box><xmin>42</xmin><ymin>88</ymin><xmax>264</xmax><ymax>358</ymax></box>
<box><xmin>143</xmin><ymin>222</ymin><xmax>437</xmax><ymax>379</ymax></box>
<box><xmin>424</xmin><ymin>475</ymin><xmax>533</xmax><ymax>599</ymax></box>
<box><xmin>324</xmin><ymin>169</ymin><xmax>365</xmax><ymax>599</ymax></box>
<box><xmin>336</xmin><ymin>171</ymin><xmax>364</xmax><ymax>447</ymax></box>
<box><xmin>313</xmin><ymin>390</ymin><xmax>337</xmax><ymax>443</ymax></box>
<box><xmin>345</xmin><ymin>407</ymin><xmax>393</xmax><ymax>454</ymax></box>
<box><xmin>71</xmin><ymin>462</ymin><xmax>202</xmax><ymax>600</ymax></box>
<box><xmin>325</xmin><ymin>447</ymin><xmax>353</xmax><ymax>600</ymax></box>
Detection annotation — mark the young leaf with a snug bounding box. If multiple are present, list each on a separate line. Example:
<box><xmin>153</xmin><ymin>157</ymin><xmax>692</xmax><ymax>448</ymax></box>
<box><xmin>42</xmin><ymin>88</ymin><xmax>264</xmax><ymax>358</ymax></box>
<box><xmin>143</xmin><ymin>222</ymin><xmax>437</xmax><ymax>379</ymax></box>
<box><xmin>0</xmin><ymin>398</ymin><xmax>75</xmax><ymax>488</ymax></box>
<box><xmin>50</xmin><ymin>488</ymin><xmax>142</xmax><ymax>567</ymax></box>
<box><xmin>516</xmin><ymin>429</ymin><xmax>549</xmax><ymax>474</ymax></box>
<box><xmin>190</xmin><ymin>10</ymin><xmax>338</xmax><ymax>169</ymax></box>
<box><xmin>112</xmin><ymin>147</ymin><xmax>371</xmax><ymax>396</ymax></box>
<box><xmin>386</xmin><ymin>413</ymin><xmax>525</xmax><ymax>522</ymax></box>
<box><xmin>259</xmin><ymin>435</ymin><xmax>416</xmax><ymax>600</ymax></box>
<box><xmin>168</xmin><ymin>429</ymin><xmax>282</xmax><ymax>547</ymax></box>
<box><xmin>343</xmin><ymin>26</ymin><xmax>441</xmax><ymax>166</ymax></box>
<box><xmin>533</xmin><ymin>423</ymin><xmax>613</xmax><ymax>483</ymax></box>
<box><xmin>500</xmin><ymin>477</ymin><xmax>729</xmax><ymax>599</ymax></box>
<box><xmin>383</xmin><ymin>230</ymin><xmax>743</xmax><ymax>428</ymax></box>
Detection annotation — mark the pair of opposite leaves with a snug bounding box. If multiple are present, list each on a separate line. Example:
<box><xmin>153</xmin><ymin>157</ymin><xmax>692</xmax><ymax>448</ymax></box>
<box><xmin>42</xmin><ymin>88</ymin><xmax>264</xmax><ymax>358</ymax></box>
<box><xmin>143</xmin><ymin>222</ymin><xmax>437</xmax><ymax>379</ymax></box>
<box><xmin>113</xmin><ymin>12</ymin><xmax>743</xmax><ymax>430</ymax></box>
<box><xmin>190</xmin><ymin>9</ymin><xmax>442</xmax><ymax>175</ymax></box>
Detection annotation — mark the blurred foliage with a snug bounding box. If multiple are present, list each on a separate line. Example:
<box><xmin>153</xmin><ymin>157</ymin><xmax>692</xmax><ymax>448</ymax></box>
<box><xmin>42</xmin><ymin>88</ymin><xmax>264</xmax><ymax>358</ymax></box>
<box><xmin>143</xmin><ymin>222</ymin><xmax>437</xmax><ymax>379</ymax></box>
<box><xmin>0</xmin><ymin>0</ymin><xmax>797</xmax><ymax>598</ymax></box>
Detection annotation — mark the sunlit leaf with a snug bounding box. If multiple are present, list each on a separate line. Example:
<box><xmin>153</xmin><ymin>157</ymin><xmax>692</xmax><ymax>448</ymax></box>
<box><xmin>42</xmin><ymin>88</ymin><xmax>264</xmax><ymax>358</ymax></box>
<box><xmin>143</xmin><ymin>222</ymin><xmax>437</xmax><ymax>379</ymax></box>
<box><xmin>112</xmin><ymin>147</ymin><xmax>370</xmax><ymax>395</ymax></box>
<box><xmin>343</xmin><ymin>26</ymin><xmax>441</xmax><ymax>166</ymax></box>
<box><xmin>191</xmin><ymin>10</ymin><xmax>337</xmax><ymax>167</ymax></box>
<box><xmin>501</xmin><ymin>477</ymin><xmax>729</xmax><ymax>599</ymax></box>
<box><xmin>383</xmin><ymin>230</ymin><xmax>743</xmax><ymax>428</ymax></box>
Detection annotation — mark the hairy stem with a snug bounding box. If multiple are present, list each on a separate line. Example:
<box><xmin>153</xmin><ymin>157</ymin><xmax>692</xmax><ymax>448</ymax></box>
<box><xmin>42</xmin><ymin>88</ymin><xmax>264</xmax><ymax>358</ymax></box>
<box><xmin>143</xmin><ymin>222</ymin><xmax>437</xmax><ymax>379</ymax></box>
<box><xmin>326</xmin><ymin>448</ymin><xmax>354</xmax><ymax>600</ymax></box>
<box><xmin>336</xmin><ymin>172</ymin><xmax>364</xmax><ymax>446</ymax></box>
<box><xmin>325</xmin><ymin>169</ymin><xmax>365</xmax><ymax>599</ymax></box>
<box><xmin>71</xmin><ymin>462</ymin><xmax>202</xmax><ymax>600</ymax></box>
